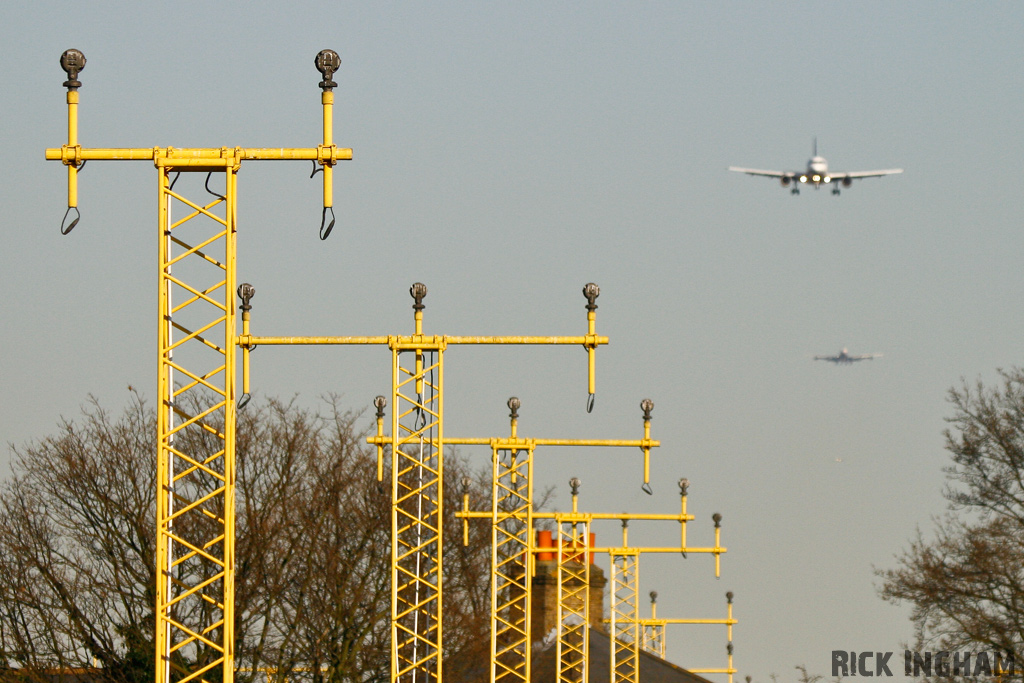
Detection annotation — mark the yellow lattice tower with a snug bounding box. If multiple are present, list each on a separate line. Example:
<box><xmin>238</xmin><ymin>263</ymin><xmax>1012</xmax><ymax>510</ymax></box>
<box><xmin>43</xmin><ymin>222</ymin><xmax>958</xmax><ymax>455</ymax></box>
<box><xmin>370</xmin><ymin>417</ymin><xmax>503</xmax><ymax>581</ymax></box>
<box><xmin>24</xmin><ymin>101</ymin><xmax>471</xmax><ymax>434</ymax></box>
<box><xmin>641</xmin><ymin>592</ymin><xmax>666</xmax><ymax>659</ymax></box>
<box><xmin>254</xmin><ymin>280</ymin><xmax>608</xmax><ymax>683</ymax></box>
<box><xmin>638</xmin><ymin>589</ymin><xmax>738</xmax><ymax>683</ymax></box>
<box><xmin>47</xmin><ymin>48</ymin><xmax>615</xmax><ymax>683</ymax></box>
<box><xmin>599</xmin><ymin>481</ymin><xmax>725</xmax><ymax>683</ymax></box>
<box><xmin>45</xmin><ymin>49</ymin><xmax>350</xmax><ymax>683</ymax></box>
<box><xmin>459</xmin><ymin>461</ymin><xmax>727</xmax><ymax>683</ymax></box>
<box><xmin>452</xmin><ymin>397</ymin><xmax>660</xmax><ymax>683</ymax></box>
<box><xmin>610</xmin><ymin>542</ymin><xmax>641</xmax><ymax>683</ymax></box>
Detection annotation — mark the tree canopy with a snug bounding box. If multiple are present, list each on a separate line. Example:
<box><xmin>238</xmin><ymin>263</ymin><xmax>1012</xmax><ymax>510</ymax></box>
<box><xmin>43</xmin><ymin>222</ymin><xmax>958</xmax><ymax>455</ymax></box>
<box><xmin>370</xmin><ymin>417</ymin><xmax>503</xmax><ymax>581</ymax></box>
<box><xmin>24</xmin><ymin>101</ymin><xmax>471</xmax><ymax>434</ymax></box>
<box><xmin>0</xmin><ymin>393</ymin><xmax>492</xmax><ymax>683</ymax></box>
<box><xmin>878</xmin><ymin>369</ymin><xmax>1024</xmax><ymax>662</ymax></box>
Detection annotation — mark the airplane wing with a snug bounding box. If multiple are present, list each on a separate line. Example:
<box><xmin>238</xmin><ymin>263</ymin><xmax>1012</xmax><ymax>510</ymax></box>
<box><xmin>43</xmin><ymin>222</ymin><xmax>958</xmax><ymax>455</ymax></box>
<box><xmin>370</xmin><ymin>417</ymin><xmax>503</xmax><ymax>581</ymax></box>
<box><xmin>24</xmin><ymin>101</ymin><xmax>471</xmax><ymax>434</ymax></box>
<box><xmin>848</xmin><ymin>353</ymin><xmax>883</xmax><ymax>361</ymax></box>
<box><xmin>728</xmin><ymin>167</ymin><xmax>796</xmax><ymax>179</ymax></box>
<box><xmin>829</xmin><ymin>169</ymin><xmax>903</xmax><ymax>179</ymax></box>
<box><xmin>813</xmin><ymin>355</ymin><xmax>837</xmax><ymax>362</ymax></box>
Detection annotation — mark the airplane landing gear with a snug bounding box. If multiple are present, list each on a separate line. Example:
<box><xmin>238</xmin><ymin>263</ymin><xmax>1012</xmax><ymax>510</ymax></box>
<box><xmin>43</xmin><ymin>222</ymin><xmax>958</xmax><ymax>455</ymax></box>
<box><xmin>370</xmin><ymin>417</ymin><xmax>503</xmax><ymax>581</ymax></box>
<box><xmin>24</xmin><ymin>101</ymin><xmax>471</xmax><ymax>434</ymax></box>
<box><xmin>791</xmin><ymin>186</ymin><xmax>800</xmax><ymax>195</ymax></box>
<box><xmin>831</xmin><ymin>187</ymin><xmax>840</xmax><ymax>196</ymax></box>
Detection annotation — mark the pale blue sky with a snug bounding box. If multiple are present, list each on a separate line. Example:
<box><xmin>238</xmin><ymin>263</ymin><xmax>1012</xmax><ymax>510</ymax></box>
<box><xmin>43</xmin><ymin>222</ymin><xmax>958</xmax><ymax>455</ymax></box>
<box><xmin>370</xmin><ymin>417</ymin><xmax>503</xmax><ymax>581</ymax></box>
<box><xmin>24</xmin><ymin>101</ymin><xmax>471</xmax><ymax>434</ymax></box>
<box><xmin>3</xmin><ymin>2</ymin><xmax>1024</xmax><ymax>680</ymax></box>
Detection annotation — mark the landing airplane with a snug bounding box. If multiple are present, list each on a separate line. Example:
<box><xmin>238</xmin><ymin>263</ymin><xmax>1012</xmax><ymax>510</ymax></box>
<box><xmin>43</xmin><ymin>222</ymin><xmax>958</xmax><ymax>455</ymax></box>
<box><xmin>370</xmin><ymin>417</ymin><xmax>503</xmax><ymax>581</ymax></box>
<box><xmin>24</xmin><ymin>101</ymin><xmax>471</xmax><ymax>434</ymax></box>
<box><xmin>729</xmin><ymin>139</ymin><xmax>902</xmax><ymax>195</ymax></box>
<box><xmin>814</xmin><ymin>348</ymin><xmax>883</xmax><ymax>364</ymax></box>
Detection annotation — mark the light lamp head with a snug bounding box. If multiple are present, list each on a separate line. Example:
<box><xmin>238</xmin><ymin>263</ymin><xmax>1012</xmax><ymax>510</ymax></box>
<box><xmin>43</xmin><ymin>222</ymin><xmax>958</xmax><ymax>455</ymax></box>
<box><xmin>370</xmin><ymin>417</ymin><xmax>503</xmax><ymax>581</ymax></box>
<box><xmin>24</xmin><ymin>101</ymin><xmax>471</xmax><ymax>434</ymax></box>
<box><xmin>641</xmin><ymin>398</ymin><xmax>654</xmax><ymax>421</ymax></box>
<box><xmin>315</xmin><ymin>49</ymin><xmax>341</xmax><ymax>90</ymax></box>
<box><xmin>60</xmin><ymin>49</ymin><xmax>86</xmax><ymax>90</ymax></box>
<box><xmin>583</xmin><ymin>282</ymin><xmax>600</xmax><ymax>311</ymax></box>
<box><xmin>410</xmin><ymin>282</ymin><xmax>428</xmax><ymax>311</ymax></box>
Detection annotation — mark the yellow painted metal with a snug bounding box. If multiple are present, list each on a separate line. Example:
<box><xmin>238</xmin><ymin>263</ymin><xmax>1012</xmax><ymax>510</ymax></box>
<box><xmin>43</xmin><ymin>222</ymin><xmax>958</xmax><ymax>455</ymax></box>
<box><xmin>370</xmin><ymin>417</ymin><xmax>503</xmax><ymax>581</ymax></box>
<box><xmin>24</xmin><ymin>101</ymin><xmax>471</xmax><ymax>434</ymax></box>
<box><xmin>45</xmin><ymin>146</ymin><xmax>353</xmax><ymax>163</ymax></box>
<box><xmin>46</xmin><ymin>51</ymin><xmax>349</xmax><ymax>683</ymax></box>
<box><xmin>51</xmin><ymin>51</ymin><xmax>667</xmax><ymax>683</ymax></box>
<box><xmin>65</xmin><ymin>91</ymin><xmax>80</xmax><ymax>208</ymax></box>
<box><xmin>390</xmin><ymin>342</ymin><xmax>444</xmax><ymax>683</ymax></box>
<box><xmin>638</xmin><ymin>592</ymin><xmax>737</xmax><ymax>683</ymax></box>
<box><xmin>462</xmin><ymin>480</ymin><xmax>725</xmax><ymax>683</ymax></box>
<box><xmin>155</xmin><ymin>166</ymin><xmax>238</xmax><ymax>683</ymax></box>
<box><xmin>490</xmin><ymin>438</ymin><xmax>534</xmax><ymax>683</ymax></box>
<box><xmin>255</xmin><ymin>285</ymin><xmax>605</xmax><ymax>683</ymax></box>
<box><xmin>450</xmin><ymin>402</ymin><xmax>659</xmax><ymax>683</ymax></box>
<box><xmin>609</xmin><ymin>548</ymin><xmax>640</xmax><ymax>683</ymax></box>
<box><xmin>241</xmin><ymin>334</ymin><xmax>608</xmax><ymax>347</ymax></box>
<box><xmin>642</xmin><ymin>595</ymin><xmax>666</xmax><ymax>659</ymax></box>
<box><xmin>322</xmin><ymin>91</ymin><xmax>334</xmax><ymax>209</ymax></box>
<box><xmin>556</xmin><ymin>520</ymin><xmax>589</xmax><ymax>683</ymax></box>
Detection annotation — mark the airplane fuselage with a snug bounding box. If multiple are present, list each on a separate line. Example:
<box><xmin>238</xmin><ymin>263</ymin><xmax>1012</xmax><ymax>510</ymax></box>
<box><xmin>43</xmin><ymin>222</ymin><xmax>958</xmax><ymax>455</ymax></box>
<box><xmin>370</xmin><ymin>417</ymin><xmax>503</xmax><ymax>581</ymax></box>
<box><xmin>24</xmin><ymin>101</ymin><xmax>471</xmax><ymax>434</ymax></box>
<box><xmin>814</xmin><ymin>348</ymin><xmax>879</xmax><ymax>364</ymax></box>
<box><xmin>729</xmin><ymin>139</ymin><xmax>901</xmax><ymax>195</ymax></box>
<box><xmin>779</xmin><ymin>156</ymin><xmax>850</xmax><ymax>190</ymax></box>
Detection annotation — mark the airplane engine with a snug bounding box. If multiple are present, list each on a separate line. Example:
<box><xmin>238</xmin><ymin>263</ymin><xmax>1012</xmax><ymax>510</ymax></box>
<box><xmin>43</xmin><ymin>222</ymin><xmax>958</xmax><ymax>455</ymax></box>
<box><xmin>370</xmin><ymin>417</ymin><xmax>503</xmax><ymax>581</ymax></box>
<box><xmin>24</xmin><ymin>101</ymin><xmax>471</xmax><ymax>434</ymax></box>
<box><xmin>841</xmin><ymin>177</ymin><xmax>852</xmax><ymax>187</ymax></box>
<box><xmin>780</xmin><ymin>177</ymin><xmax>790</xmax><ymax>187</ymax></box>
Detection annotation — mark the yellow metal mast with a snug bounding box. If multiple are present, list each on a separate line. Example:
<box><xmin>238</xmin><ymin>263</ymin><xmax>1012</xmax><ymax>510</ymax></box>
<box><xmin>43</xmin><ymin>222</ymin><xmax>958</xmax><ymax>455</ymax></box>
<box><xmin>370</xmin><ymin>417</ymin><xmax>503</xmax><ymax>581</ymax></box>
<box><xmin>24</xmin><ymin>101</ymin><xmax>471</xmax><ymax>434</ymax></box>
<box><xmin>638</xmin><ymin>590</ymin><xmax>739</xmax><ymax>683</ymax></box>
<box><xmin>642</xmin><ymin>592</ymin><xmax>666</xmax><ymax>659</ymax></box>
<box><xmin>450</xmin><ymin>397</ymin><xmax>660</xmax><ymax>683</ymax></box>
<box><xmin>46</xmin><ymin>49</ymin><xmax>351</xmax><ymax>683</ymax></box>
<box><xmin>557</xmin><ymin>478</ymin><xmax>589</xmax><ymax>683</ymax></box>
<box><xmin>559</xmin><ymin>482</ymin><xmax>724</xmax><ymax>683</ymax></box>
<box><xmin>249</xmin><ymin>282</ymin><xmax>608</xmax><ymax>683</ymax></box>
<box><xmin>459</xmin><ymin>463</ymin><xmax>727</xmax><ymax>683</ymax></box>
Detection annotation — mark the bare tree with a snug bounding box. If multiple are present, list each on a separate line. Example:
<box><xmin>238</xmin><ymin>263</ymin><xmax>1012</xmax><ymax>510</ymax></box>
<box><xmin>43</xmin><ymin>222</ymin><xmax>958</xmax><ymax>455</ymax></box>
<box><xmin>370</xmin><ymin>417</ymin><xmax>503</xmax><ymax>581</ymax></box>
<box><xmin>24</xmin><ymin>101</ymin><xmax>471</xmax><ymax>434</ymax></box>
<box><xmin>878</xmin><ymin>368</ymin><xmax>1024</xmax><ymax>663</ymax></box>
<box><xmin>0</xmin><ymin>393</ymin><xmax>495</xmax><ymax>683</ymax></box>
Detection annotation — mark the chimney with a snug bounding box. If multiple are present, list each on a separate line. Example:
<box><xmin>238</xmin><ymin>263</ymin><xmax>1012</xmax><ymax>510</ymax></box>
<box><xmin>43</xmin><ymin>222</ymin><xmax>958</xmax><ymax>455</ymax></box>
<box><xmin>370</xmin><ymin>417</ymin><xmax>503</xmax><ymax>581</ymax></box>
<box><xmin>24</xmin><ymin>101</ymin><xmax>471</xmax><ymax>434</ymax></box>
<box><xmin>530</xmin><ymin>530</ymin><xmax>607</xmax><ymax>646</ymax></box>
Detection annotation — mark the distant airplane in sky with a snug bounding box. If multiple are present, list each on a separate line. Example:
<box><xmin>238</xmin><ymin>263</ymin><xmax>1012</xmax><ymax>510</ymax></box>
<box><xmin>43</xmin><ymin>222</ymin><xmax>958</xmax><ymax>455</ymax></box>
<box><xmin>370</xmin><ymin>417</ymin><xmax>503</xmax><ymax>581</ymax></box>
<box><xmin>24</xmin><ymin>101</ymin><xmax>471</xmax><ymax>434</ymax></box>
<box><xmin>814</xmin><ymin>348</ymin><xmax>883</xmax><ymax>364</ymax></box>
<box><xmin>729</xmin><ymin>139</ymin><xmax>902</xmax><ymax>195</ymax></box>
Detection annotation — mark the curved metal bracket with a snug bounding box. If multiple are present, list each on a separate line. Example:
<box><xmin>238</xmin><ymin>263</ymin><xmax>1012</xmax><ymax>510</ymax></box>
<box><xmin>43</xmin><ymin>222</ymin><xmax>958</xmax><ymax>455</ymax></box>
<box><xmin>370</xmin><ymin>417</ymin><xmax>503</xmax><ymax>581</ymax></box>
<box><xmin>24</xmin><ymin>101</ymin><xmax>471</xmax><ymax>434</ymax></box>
<box><xmin>319</xmin><ymin>205</ymin><xmax>336</xmax><ymax>240</ymax></box>
<box><xmin>60</xmin><ymin>206</ymin><xmax>80</xmax><ymax>235</ymax></box>
<box><xmin>205</xmin><ymin>172</ymin><xmax>226</xmax><ymax>201</ymax></box>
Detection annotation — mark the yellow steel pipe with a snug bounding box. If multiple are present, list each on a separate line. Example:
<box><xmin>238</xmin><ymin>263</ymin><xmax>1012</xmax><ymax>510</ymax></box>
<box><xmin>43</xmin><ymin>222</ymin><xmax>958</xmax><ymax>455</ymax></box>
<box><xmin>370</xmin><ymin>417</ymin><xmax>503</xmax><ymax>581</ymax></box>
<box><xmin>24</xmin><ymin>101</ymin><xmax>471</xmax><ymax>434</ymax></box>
<box><xmin>374</xmin><ymin>407</ymin><xmax>386</xmax><ymax>482</ymax></box>
<box><xmin>653</xmin><ymin>618</ymin><xmax>738</xmax><ymax>625</ymax></box>
<box><xmin>587</xmin><ymin>310</ymin><xmax>597</xmax><ymax>396</ymax></box>
<box><xmin>45</xmin><ymin>146</ymin><xmax>353</xmax><ymax>162</ymax></box>
<box><xmin>240</xmin><ymin>310</ymin><xmax>250</xmax><ymax>398</ymax></box>
<box><xmin>322</xmin><ymin>91</ymin><xmax>333</xmax><ymax>208</ymax></box>
<box><xmin>455</xmin><ymin>510</ymin><xmax>690</xmax><ymax>522</ymax></box>
<box><xmin>66</xmin><ymin>91</ymin><xmax>79</xmax><ymax>208</ymax></box>
<box><xmin>442</xmin><ymin>437</ymin><xmax>658</xmax><ymax>448</ymax></box>
<box><xmin>240</xmin><ymin>333</ymin><xmax>607</xmax><ymax>346</ymax></box>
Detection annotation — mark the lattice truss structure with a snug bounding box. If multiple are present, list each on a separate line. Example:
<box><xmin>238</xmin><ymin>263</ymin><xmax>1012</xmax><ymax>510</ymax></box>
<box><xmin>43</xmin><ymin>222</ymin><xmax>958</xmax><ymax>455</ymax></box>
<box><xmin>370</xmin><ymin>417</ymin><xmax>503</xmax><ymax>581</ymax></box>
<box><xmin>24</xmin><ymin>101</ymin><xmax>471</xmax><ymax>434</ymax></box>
<box><xmin>557</xmin><ymin>520</ymin><xmax>590</xmax><ymax>683</ymax></box>
<box><xmin>490</xmin><ymin>442</ymin><xmax>534</xmax><ymax>683</ymax></box>
<box><xmin>390</xmin><ymin>340</ymin><xmax>444</xmax><ymax>682</ymax></box>
<box><xmin>641</xmin><ymin>592</ymin><xmax>666</xmax><ymax>659</ymax></box>
<box><xmin>156</xmin><ymin>166</ymin><xmax>239</xmax><ymax>683</ymax></box>
<box><xmin>637</xmin><ymin>589</ymin><xmax>739</xmax><ymax>683</ymax></box>
<box><xmin>610</xmin><ymin>550</ymin><xmax>641</xmax><ymax>683</ymax></box>
<box><xmin>458</xmin><ymin>426</ymin><xmax>730</xmax><ymax>683</ymax></box>
<box><xmin>47</xmin><ymin>48</ymin><xmax>734</xmax><ymax>683</ymax></box>
<box><xmin>453</xmin><ymin>400</ymin><xmax>662</xmax><ymax>683</ymax></box>
<box><xmin>47</xmin><ymin>49</ymin><xmax>348</xmax><ymax>683</ymax></box>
